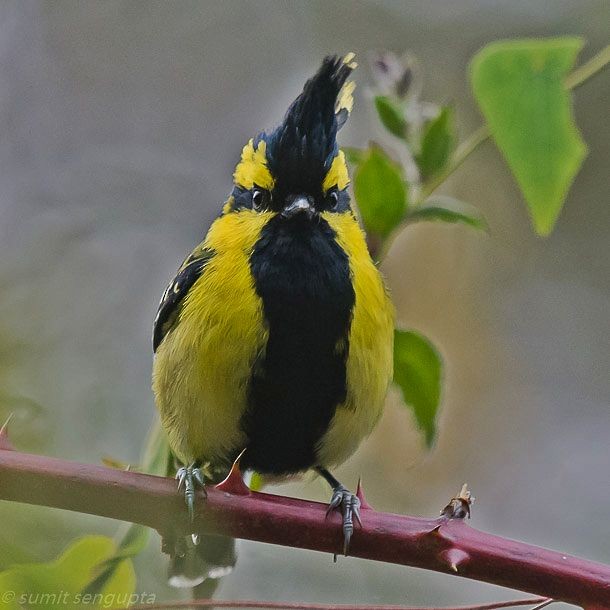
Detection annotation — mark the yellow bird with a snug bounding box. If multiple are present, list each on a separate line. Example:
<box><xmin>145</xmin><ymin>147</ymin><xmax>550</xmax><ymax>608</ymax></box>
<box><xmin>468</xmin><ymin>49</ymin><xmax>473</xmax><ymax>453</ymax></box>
<box><xmin>152</xmin><ymin>54</ymin><xmax>394</xmax><ymax>586</ymax></box>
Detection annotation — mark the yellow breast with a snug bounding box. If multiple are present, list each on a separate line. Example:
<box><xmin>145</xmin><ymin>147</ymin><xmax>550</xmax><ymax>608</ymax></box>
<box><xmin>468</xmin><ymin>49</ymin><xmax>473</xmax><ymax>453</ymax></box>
<box><xmin>315</xmin><ymin>212</ymin><xmax>395</xmax><ymax>467</ymax></box>
<box><xmin>152</xmin><ymin>210</ymin><xmax>271</xmax><ymax>465</ymax></box>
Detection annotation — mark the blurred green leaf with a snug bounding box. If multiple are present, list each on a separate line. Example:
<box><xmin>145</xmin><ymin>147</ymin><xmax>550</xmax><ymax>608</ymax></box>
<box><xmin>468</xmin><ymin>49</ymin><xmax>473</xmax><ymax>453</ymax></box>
<box><xmin>374</xmin><ymin>96</ymin><xmax>407</xmax><ymax>139</ymax></box>
<box><xmin>0</xmin><ymin>533</ymin><xmax>36</xmax><ymax>568</ymax></box>
<box><xmin>90</xmin><ymin>419</ymin><xmax>171</xmax><ymax>593</ymax></box>
<box><xmin>416</xmin><ymin>107</ymin><xmax>455</xmax><ymax>181</ymax></box>
<box><xmin>341</xmin><ymin>146</ymin><xmax>365</xmax><ymax>166</ymax></box>
<box><xmin>470</xmin><ymin>37</ymin><xmax>587</xmax><ymax>236</ymax></box>
<box><xmin>393</xmin><ymin>329</ymin><xmax>442</xmax><ymax>448</ymax></box>
<box><xmin>0</xmin><ymin>536</ymin><xmax>135</xmax><ymax>609</ymax></box>
<box><xmin>86</xmin><ymin>525</ymin><xmax>148</xmax><ymax>595</ymax></box>
<box><xmin>113</xmin><ymin>525</ymin><xmax>149</xmax><ymax>560</ymax></box>
<box><xmin>249</xmin><ymin>471</ymin><xmax>266</xmax><ymax>492</ymax></box>
<box><xmin>353</xmin><ymin>146</ymin><xmax>407</xmax><ymax>238</ymax></box>
<box><xmin>408</xmin><ymin>196</ymin><xmax>488</xmax><ymax>231</ymax></box>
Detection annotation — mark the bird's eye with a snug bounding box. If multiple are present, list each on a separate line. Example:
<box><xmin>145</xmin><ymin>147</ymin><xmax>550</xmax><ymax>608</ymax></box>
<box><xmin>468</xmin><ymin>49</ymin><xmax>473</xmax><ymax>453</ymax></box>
<box><xmin>328</xmin><ymin>190</ymin><xmax>339</xmax><ymax>209</ymax></box>
<box><xmin>252</xmin><ymin>188</ymin><xmax>270</xmax><ymax>211</ymax></box>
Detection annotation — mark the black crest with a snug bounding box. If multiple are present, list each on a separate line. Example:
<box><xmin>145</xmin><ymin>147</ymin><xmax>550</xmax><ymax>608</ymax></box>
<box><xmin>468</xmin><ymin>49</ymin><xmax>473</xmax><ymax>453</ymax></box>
<box><xmin>264</xmin><ymin>55</ymin><xmax>354</xmax><ymax>197</ymax></box>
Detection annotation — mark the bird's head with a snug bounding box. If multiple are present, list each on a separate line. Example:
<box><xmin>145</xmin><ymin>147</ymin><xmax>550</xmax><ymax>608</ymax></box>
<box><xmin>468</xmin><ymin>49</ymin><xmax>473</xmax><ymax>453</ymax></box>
<box><xmin>227</xmin><ymin>54</ymin><xmax>357</xmax><ymax>221</ymax></box>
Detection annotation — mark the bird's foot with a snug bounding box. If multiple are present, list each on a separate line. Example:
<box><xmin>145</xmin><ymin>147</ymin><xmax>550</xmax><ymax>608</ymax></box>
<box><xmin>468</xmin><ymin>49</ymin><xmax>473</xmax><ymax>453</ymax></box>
<box><xmin>326</xmin><ymin>485</ymin><xmax>362</xmax><ymax>556</ymax></box>
<box><xmin>176</xmin><ymin>462</ymin><xmax>206</xmax><ymax>542</ymax></box>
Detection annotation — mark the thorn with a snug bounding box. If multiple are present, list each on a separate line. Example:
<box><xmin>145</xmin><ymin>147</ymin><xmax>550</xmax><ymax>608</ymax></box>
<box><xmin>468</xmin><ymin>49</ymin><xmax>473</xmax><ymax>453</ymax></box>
<box><xmin>441</xmin><ymin>483</ymin><xmax>474</xmax><ymax>519</ymax></box>
<box><xmin>420</xmin><ymin>521</ymin><xmax>453</xmax><ymax>544</ymax></box>
<box><xmin>355</xmin><ymin>477</ymin><xmax>372</xmax><ymax>510</ymax></box>
<box><xmin>215</xmin><ymin>449</ymin><xmax>250</xmax><ymax>496</ymax></box>
<box><xmin>0</xmin><ymin>413</ymin><xmax>15</xmax><ymax>451</ymax></box>
<box><xmin>101</xmin><ymin>456</ymin><xmax>133</xmax><ymax>471</ymax></box>
<box><xmin>428</xmin><ymin>523</ymin><xmax>443</xmax><ymax>537</ymax></box>
<box><xmin>440</xmin><ymin>548</ymin><xmax>470</xmax><ymax>573</ymax></box>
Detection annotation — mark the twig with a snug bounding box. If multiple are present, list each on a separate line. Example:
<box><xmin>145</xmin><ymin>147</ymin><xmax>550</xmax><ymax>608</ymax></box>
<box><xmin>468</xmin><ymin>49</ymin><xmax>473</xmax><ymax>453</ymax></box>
<box><xmin>417</xmin><ymin>43</ymin><xmax>610</xmax><ymax>203</ymax></box>
<box><xmin>526</xmin><ymin>601</ymin><xmax>554</xmax><ymax>610</ymax></box>
<box><xmin>0</xmin><ymin>448</ymin><xmax>608</xmax><ymax>608</ymax></box>
<box><xmin>565</xmin><ymin>44</ymin><xmax>610</xmax><ymax>90</ymax></box>
<box><xmin>373</xmin><ymin>43</ymin><xmax>610</xmax><ymax>262</ymax></box>
<box><xmin>418</xmin><ymin>125</ymin><xmax>489</xmax><ymax>202</ymax></box>
<box><xmin>129</xmin><ymin>595</ymin><xmax>551</xmax><ymax>610</ymax></box>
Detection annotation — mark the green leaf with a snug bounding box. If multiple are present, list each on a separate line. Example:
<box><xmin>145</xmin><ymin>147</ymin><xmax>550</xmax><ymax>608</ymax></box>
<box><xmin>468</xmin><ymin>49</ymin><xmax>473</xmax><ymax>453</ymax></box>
<box><xmin>0</xmin><ymin>536</ymin><xmax>135</xmax><ymax>609</ymax></box>
<box><xmin>374</xmin><ymin>96</ymin><xmax>407</xmax><ymax>139</ymax></box>
<box><xmin>87</xmin><ymin>524</ymin><xmax>149</xmax><ymax>594</ymax></box>
<box><xmin>341</xmin><ymin>146</ymin><xmax>365</xmax><ymax>166</ymax></box>
<box><xmin>470</xmin><ymin>37</ymin><xmax>587</xmax><ymax>236</ymax></box>
<box><xmin>393</xmin><ymin>329</ymin><xmax>442</xmax><ymax>447</ymax></box>
<box><xmin>416</xmin><ymin>107</ymin><xmax>456</xmax><ymax>181</ymax></box>
<box><xmin>353</xmin><ymin>146</ymin><xmax>407</xmax><ymax>238</ymax></box>
<box><xmin>0</xmin><ymin>533</ymin><xmax>36</xmax><ymax>569</ymax></box>
<box><xmin>408</xmin><ymin>196</ymin><xmax>488</xmax><ymax>231</ymax></box>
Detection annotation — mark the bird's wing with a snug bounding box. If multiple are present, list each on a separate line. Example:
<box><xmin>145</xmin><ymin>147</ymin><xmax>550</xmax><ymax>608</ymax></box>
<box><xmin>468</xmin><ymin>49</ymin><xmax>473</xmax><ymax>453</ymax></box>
<box><xmin>153</xmin><ymin>243</ymin><xmax>215</xmax><ymax>352</ymax></box>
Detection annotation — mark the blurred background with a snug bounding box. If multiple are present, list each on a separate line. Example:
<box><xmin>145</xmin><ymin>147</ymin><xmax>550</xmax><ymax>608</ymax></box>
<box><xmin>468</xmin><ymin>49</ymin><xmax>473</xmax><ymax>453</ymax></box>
<box><xmin>0</xmin><ymin>0</ymin><xmax>608</xmax><ymax>606</ymax></box>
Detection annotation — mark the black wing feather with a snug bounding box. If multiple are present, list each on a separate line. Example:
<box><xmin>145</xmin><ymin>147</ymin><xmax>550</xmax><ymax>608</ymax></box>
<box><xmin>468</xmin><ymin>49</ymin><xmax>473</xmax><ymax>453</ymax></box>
<box><xmin>153</xmin><ymin>246</ymin><xmax>215</xmax><ymax>352</ymax></box>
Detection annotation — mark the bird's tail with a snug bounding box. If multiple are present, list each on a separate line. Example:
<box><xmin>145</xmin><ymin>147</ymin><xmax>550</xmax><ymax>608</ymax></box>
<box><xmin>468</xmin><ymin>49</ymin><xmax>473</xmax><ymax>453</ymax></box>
<box><xmin>168</xmin><ymin>533</ymin><xmax>237</xmax><ymax>588</ymax></box>
<box><xmin>138</xmin><ymin>418</ymin><xmax>238</xmax><ymax>588</ymax></box>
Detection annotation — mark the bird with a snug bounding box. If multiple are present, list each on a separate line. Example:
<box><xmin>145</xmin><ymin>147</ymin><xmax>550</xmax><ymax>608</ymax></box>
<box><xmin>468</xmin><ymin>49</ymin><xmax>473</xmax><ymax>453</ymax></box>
<box><xmin>152</xmin><ymin>53</ymin><xmax>394</xmax><ymax>587</ymax></box>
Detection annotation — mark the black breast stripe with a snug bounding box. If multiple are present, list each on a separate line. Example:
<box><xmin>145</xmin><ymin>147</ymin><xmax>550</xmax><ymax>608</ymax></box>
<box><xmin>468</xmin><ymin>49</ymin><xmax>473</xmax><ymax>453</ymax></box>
<box><xmin>244</xmin><ymin>215</ymin><xmax>354</xmax><ymax>474</ymax></box>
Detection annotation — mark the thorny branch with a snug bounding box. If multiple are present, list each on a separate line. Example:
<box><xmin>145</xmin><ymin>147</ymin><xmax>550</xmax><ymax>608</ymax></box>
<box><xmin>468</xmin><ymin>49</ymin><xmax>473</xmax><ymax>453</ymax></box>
<box><xmin>0</xmin><ymin>430</ymin><xmax>608</xmax><ymax>609</ymax></box>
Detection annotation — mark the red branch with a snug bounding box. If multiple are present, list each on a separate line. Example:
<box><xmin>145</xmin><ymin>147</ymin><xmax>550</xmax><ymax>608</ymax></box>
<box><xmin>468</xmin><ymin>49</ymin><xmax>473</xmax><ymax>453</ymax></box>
<box><xmin>0</xmin><ymin>445</ymin><xmax>608</xmax><ymax>609</ymax></box>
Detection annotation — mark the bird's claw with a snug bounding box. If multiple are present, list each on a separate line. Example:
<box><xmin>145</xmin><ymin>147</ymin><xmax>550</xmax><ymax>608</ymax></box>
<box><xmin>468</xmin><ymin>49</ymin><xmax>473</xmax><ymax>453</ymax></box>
<box><xmin>175</xmin><ymin>463</ymin><xmax>206</xmax><ymax>530</ymax></box>
<box><xmin>326</xmin><ymin>486</ymin><xmax>362</xmax><ymax>556</ymax></box>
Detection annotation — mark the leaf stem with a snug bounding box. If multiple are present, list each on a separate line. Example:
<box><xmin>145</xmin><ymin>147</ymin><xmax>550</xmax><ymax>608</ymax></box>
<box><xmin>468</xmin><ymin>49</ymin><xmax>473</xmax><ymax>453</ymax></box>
<box><xmin>368</xmin><ymin>43</ymin><xmax>610</xmax><ymax>262</ymax></box>
<box><xmin>526</xmin><ymin>601</ymin><xmax>555</xmax><ymax>610</ymax></box>
<box><xmin>419</xmin><ymin>125</ymin><xmax>489</xmax><ymax>201</ymax></box>
<box><xmin>375</xmin><ymin>125</ymin><xmax>489</xmax><ymax>260</ymax></box>
<box><xmin>565</xmin><ymin>44</ymin><xmax>610</xmax><ymax>90</ymax></box>
<box><xmin>416</xmin><ymin>43</ymin><xmax>610</xmax><ymax>203</ymax></box>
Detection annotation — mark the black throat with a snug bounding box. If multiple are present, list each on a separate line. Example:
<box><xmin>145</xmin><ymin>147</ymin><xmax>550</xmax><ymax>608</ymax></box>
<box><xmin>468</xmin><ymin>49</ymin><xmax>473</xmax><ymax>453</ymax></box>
<box><xmin>243</xmin><ymin>215</ymin><xmax>354</xmax><ymax>474</ymax></box>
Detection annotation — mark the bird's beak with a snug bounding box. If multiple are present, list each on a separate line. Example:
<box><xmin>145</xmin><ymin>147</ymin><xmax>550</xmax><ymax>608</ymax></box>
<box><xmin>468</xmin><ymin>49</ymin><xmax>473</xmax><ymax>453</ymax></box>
<box><xmin>282</xmin><ymin>195</ymin><xmax>315</xmax><ymax>220</ymax></box>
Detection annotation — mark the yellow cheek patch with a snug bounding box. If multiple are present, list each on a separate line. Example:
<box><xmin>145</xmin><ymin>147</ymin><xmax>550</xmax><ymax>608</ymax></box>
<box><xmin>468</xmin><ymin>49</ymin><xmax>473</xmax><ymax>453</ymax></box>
<box><xmin>233</xmin><ymin>139</ymin><xmax>275</xmax><ymax>191</ymax></box>
<box><xmin>323</xmin><ymin>150</ymin><xmax>350</xmax><ymax>192</ymax></box>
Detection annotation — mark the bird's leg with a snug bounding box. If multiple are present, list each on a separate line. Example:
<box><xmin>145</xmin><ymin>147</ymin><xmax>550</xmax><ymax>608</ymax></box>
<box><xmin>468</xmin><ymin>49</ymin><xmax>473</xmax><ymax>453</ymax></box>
<box><xmin>316</xmin><ymin>466</ymin><xmax>362</xmax><ymax>556</ymax></box>
<box><xmin>176</xmin><ymin>460</ymin><xmax>207</xmax><ymax>539</ymax></box>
